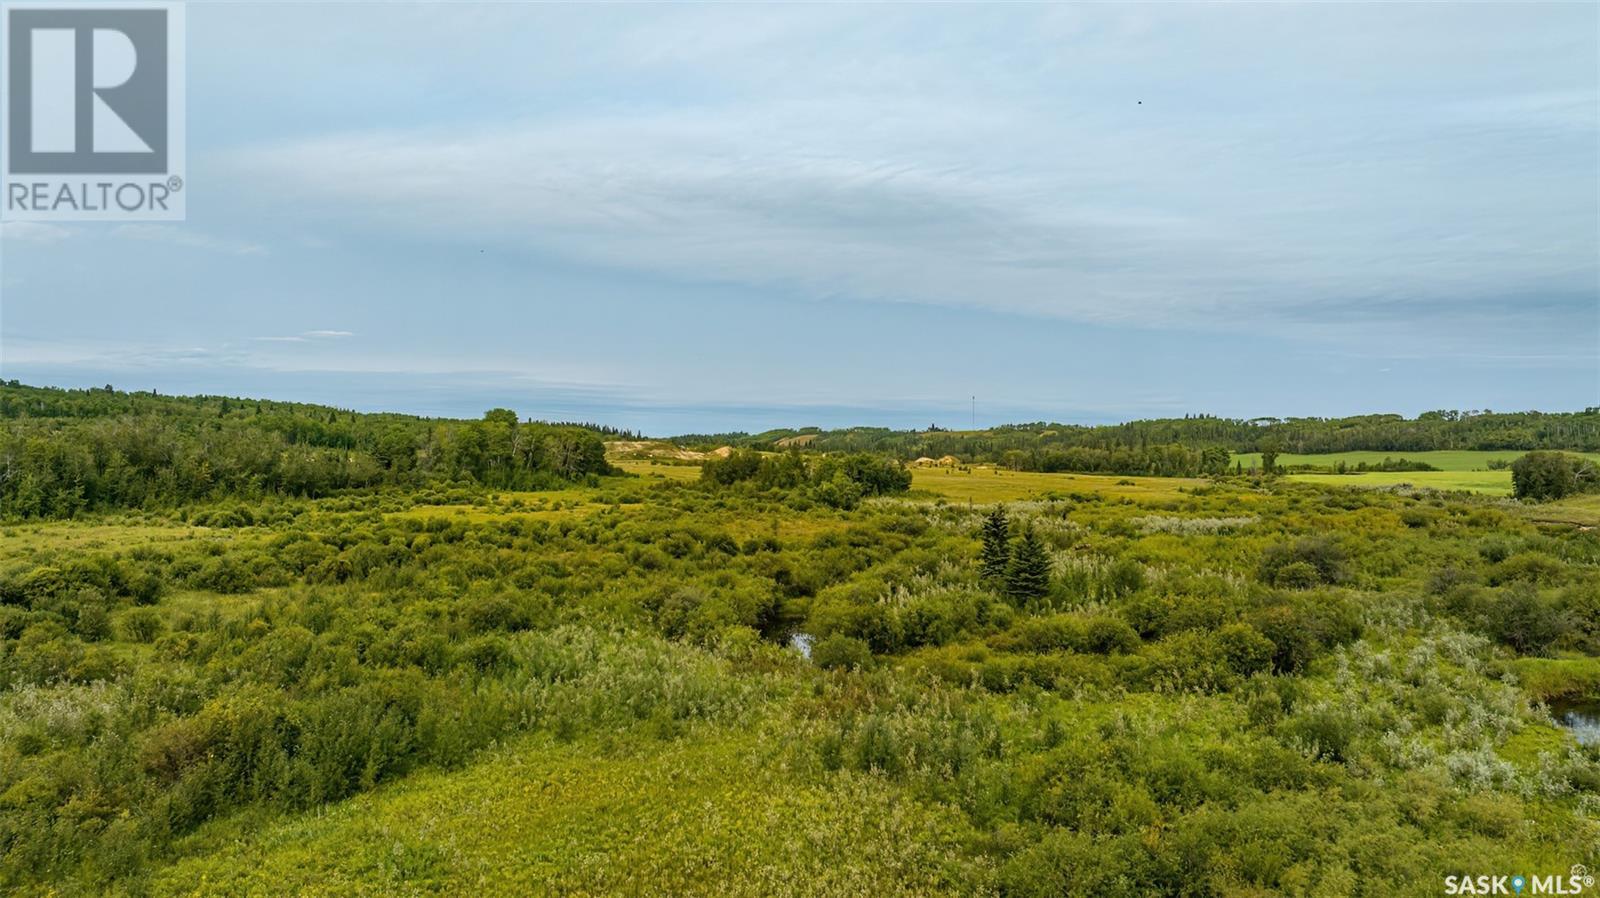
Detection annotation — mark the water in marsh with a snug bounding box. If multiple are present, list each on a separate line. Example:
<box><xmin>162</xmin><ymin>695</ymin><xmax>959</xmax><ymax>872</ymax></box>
<box><xmin>1550</xmin><ymin>699</ymin><xmax>1600</xmax><ymax>746</ymax></box>
<box><xmin>789</xmin><ymin>632</ymin><xmax>814</xmax><ymax>659</ymax></box>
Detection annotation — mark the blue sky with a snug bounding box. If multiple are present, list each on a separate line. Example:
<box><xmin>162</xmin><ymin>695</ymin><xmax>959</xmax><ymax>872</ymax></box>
<box><xmin>2</xmin><ymin>2</ymin><xmax>1595</xmax><ymax>435</ymax></box>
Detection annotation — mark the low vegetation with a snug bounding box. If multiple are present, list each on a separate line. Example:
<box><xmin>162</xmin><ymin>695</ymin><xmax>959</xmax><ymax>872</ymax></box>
<box><xmin>1</xmin><ymin>384</ymin><xmax>1597</xmax><ymax>895</ymax></box>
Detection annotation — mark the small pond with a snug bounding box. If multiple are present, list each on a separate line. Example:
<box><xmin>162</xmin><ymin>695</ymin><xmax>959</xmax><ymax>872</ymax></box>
<box><xmin>1550</xmin><ymin>699</ymin><xmax>1600</xmax><ymax>746</ymax></box>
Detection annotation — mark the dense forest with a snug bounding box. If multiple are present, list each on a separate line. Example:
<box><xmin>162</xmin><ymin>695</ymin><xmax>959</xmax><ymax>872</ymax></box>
<box><xmin>0</xmin><ymin>383</ymin><xmax>615</xmax><ymax>518</ymax></box>
<box><xmin>681</xmin><ymin>409</ymin><xmax>1600</xmax><ymax>472</ymax></box>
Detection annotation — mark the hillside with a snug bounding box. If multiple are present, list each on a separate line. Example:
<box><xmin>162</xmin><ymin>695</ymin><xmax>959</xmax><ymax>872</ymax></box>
<box><xmin>0</xmin><ymin>382</ymin><xmax>617</xmax><ymax>518</ymax></box>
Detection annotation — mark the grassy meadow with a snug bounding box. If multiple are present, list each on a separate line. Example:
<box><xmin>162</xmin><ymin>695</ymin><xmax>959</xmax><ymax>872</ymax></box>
<box><xmin>909</xmin><ymin>465</ymin><xmax>1207</xmax><ymax>504</ymax></box>
<box><xmin>1531</xmin><ymin>493</ymin><xmax>1600</xmax><ymax>527</ymax></box>
<box><xmin>3</xmin><ymin>386</ymin><xmax>1600</xmax><ymax>896</ymax></box>
<box><xmin>150</xmin><ymin>718</ymin><xmax>994</xmax><ymax>897</ymax></box>
<box><xmin>3</xmin><ymin>460</ymin><xmax>1600</xmax><ymax>896</ymax></box>
<box><xmin>1288</xmin><ymin>469</ymin><xmax>1516</xmax><ymax>495</ymax></box>
<box><xmin>609</xmin><ymin>458</ymin><xmax>705</xmax><ymax>481</ymax></box>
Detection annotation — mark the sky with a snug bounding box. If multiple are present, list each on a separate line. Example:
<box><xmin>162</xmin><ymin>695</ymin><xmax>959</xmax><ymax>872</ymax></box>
<box><xmin>1</xmin><ymin>2</ymin><xmax>1596</xmax><ymax>435</ymax></box>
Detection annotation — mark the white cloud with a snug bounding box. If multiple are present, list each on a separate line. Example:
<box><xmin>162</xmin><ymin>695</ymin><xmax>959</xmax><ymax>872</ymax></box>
<box><xmin>5</xmin><ymin>1</ymin><xmax>1591</xmax><ymax>417</ymax></box>
<box><xmin>209</xmin><ymin>0</ymin><xmax>1587</xmax><ymax>353</ymax></box>
<box><xmin>252</xmin><ymin>330</ymin><xmax>354</xmax><ymax>343</ymax></box>
<box><xmin>0</xmin><ymin>337</ymin><xmax>248</xmax><ymax>368</ymax></box>
<box><xmin>113</xmin><ymin>224</ymin><xmax>268</xmax><ymax>256</ymax></box>
<box><xmin>230</xmin><ymin>85</ymin><xmax>1594</xmax><ymax>339</ymax></box>
<box><xmin>1</xmin><ymin>222</ymin><xmax>72</xmax><ymax>243</ymax></box>
<box><xmin>211</xmin><ymin>2</ymin><xmax>1596</xmax><ymax>342</ymax></box>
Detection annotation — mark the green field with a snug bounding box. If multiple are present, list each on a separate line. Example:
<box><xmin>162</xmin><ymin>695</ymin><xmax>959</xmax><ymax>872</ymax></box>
<box><xmin>1288</xmin><ymin>469</ymin><xmax>1515</xmax><ymax>495</ymax></box>
<box><xmin>1227</xmin><ymin>450</ymin><xmax>1600</xmax><ymax>496</ymax></box>
<box><xmin>1230</xmin><ymin>449</ymin><xmax>1561</xmax><ymax>471</ymax></box>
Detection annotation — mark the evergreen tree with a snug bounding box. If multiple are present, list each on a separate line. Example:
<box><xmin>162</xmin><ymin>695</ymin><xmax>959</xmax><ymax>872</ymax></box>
<box><xmin>980</xmin><ymin>505</ymin><xmax>1011</xmax><ymax>581</ymax></box>
<box><xmin>1005</xmin><ymin>526</ymin><xmax>1051</xmax><ymax>604</ymax></box>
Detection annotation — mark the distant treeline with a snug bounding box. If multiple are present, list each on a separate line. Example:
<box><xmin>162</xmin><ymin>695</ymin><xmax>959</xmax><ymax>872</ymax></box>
<box><xmin>1300</xmin><ymin>458</ymin><xmax>1440</xmax><ymax>474</ymax></box>
<box><xmin>678</xmin><ymin>409</ymin><xmax>1600</xmax><ymax>470</ymax></box>
<box><xmin>0</xmin><ymin>383</ymin><xmax>615</xmax><ymax>518</ymax></box>
<box><xmin>1023</xmin><ymin>444</ymin><xmax>1234</xmax><ymax>478</ymax></box>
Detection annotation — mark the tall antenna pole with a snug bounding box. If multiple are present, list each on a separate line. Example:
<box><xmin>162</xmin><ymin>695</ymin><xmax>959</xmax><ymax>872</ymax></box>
<box><xmin>971</xmin><ymin>396</ymin><xmax>976</xmax><ymax>430</ymax></box>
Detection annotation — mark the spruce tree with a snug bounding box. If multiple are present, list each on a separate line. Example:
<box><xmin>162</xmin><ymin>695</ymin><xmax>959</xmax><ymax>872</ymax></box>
<box><xmin>1005</xmin><ymin>526</ymin><xmax>1051</xmax><ymax>604</ymax></box>
<box><xmin>980</xmin><ymin>505</ymin><xmax>1011</xmax><ymax>582</ymax></box>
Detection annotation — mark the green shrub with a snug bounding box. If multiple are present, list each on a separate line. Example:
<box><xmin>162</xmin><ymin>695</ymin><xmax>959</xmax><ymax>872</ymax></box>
<box><xmin>1511</xmin><ymin>451</ymin><xmax>1600</xmax><ymax>500</ymax></box>
<box><xmin>1270</xmin><ymin>561</ymin><xmax>1321</xmax><ymax>589</ymax></box>
<box><xmin>1481</xmin><ymin>584</ymin><xmax>1565</xmax><ymax>654</ymax></box>
<box><xmin>118</xmin><ymin>607</ymin><xmax>164</xmax><ymax>643</ymax></box>
<box><xmin>1280</xmin><ymin>705</ymin><xmax>1355</xmax><ymax>762</ymax></box>
<box><xmin>812</xmin><ymin>634</ymin><xmax>872</xmax><ymax>670</ymax></box>
<box><xmin>1216</xmin><ymin>623</ymin><xmax>1276</xmax><ymax>677</ymax></box>
<box><xmin>1259</xmin><ymin>537</ymin><xmax>1347</xmax><ymax>587</ymax></box>
<box><xmin>192</xmin><ymin>556</ymin><xmax>255</xmax><ymax>594</ymax></box>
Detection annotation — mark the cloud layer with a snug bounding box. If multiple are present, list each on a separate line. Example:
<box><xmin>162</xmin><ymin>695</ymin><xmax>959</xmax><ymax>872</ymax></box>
<box><xmin>220</xmin><ymin>3</ymin><xmax>1596</xmax><ymax>343</ymax></box>
<box><xmin>1</xmin><ymin>2</ymin><xmax>1595</xmax><ymax>426</ymax></box>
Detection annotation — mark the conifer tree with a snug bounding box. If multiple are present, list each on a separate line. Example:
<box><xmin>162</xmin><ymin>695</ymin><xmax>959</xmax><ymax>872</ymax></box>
<box><xmin>980</xmin><ymin>505</ymin><xmax>1011</xmax><ymax>581</ymax></box>
<box><xmin>1005</xmin><ymin>526</ymin><xmax>1051</xmax><ymax>604</ymax></box>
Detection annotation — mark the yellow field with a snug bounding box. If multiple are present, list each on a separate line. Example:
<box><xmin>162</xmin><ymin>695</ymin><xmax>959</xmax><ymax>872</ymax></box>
<box><xmin>607</xmin><ymin>451</ymin><xmax>1546</xmax><ymax>499</ymax></box>
<box><xmin>612</xmin><ymin>458</ymin><xmax>702</xmax><ymax>481</ymax></box>
<box><xmin>614</xmin><ymin>455</ymin><xmax>1214</xmax><ymax>504</ymax></box>
<box><xmin>909</xmin><ymin>466</ymin><xmax>1203</xmax><ymax>503</ymax></box>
